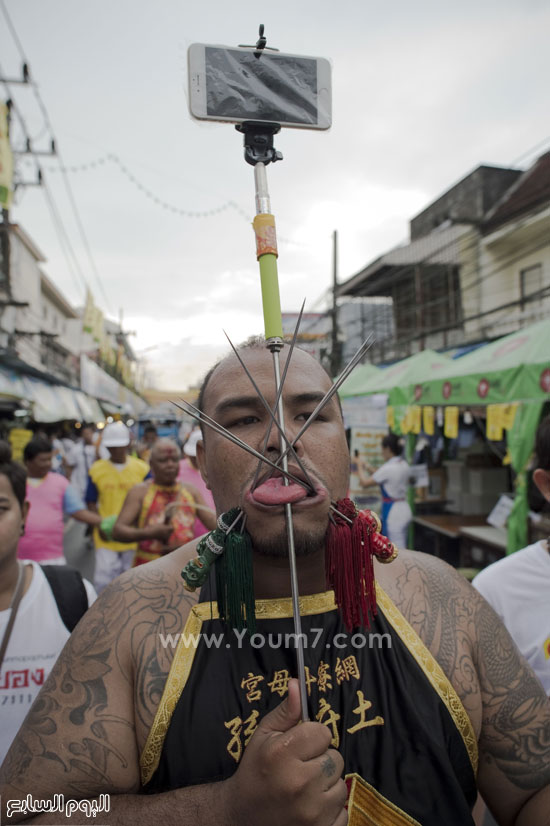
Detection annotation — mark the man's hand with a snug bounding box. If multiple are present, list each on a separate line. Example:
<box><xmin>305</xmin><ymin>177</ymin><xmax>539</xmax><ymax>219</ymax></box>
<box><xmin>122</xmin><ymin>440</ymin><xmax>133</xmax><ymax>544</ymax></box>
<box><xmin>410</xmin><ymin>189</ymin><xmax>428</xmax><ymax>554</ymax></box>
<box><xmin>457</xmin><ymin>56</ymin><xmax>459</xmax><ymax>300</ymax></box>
<box><xmin>145</xmin><ymin>523</ymin><xmax>174</xmax><ymax>542</ymax></box>
<box><xmin>222</xmin><ymin>679</ymin><xmax>348</xmax><ymax>826</ymax></box>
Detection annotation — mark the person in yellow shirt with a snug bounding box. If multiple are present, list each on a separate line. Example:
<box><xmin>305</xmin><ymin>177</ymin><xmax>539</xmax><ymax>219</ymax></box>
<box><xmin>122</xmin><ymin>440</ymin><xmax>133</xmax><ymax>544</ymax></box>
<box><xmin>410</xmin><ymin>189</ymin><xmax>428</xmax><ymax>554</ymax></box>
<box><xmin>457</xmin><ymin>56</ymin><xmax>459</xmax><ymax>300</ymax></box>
<box><xmin>86</xmin><ymin>421</ymin><xmax>149</xmax><ymax>592</ymax></box>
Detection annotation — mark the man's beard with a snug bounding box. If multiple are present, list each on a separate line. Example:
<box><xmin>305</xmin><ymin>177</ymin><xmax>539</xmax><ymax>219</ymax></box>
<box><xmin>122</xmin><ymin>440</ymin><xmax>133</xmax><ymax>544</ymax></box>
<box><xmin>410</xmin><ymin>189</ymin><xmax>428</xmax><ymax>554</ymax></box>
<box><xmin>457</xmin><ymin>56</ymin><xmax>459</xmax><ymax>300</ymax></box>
<box><xmin>251</xmin><ymin>521</ymin><xmax>329</xmax><ymax>558</ymax></box>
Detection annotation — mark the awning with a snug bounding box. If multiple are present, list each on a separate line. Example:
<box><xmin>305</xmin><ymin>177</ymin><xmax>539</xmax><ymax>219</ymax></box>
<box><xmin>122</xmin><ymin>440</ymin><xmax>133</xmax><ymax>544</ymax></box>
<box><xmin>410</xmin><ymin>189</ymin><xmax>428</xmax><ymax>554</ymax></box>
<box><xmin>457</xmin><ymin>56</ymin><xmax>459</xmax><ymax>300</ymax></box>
<box><xmin>21</xmin><ymin>378</ymin><xmax>81</xmax><ymax>422</ymax></box>
<box><xmin>0</xmin><ymin>367</ymin><xmax>26</xmax><ymax>400</ymax></box>
<box><xmin>100</xmin><ymin>400</ymin><xmax>124</xmax><ymax>415</ymax></box>
<box><xmin>73</xmin><ymin>390</ymin><xmax>104</xmax><ymax>423</ymax></box>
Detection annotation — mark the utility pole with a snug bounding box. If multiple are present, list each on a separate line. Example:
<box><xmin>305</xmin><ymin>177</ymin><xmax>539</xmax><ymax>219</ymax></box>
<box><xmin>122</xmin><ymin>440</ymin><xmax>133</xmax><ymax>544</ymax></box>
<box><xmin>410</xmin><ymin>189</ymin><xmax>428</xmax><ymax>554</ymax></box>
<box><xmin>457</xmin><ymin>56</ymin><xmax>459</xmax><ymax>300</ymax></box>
<box><xmin>330</xmin><ymin>229</ymin><xmax>341</xmax><ymax>377</ymax></box>
<box><xmin>1</xmin><ymin>100</ymin><xmax>12</xmax><ymax>299</ymax></box>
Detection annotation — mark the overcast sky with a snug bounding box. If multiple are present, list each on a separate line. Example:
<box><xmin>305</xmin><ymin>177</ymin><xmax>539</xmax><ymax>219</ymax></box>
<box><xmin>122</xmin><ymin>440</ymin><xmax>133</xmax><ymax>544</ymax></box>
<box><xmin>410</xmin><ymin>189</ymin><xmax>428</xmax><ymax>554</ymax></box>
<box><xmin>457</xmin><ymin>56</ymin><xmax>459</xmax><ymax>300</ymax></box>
<box><xmin>2</xmin><ymin>0</ymin><xmax>549</xmax><ymax>389</ymax></box>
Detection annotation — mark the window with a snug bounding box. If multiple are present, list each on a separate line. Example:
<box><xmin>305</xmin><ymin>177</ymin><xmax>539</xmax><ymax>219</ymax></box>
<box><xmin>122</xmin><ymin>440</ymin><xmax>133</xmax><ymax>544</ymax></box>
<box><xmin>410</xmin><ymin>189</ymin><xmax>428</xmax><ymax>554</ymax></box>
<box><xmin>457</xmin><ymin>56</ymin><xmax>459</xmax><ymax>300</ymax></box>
<box><xmin>520</xmin><ymin>264</ymin><xmax>543</xmax><ymax>310</ymax></box>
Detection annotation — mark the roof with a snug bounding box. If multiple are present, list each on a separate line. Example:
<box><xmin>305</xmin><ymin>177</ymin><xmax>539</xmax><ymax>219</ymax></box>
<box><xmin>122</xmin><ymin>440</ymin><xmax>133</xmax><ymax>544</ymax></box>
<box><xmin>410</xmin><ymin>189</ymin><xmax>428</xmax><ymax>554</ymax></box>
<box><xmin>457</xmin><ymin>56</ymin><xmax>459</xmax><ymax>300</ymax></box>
<box><xmin>483</xmin><ymin>151</ymin><xmax>550</xmax><ymax>231</ymax></box>
<box><xmin>336</xmin><ymin>223</ymin><xmax>474</xmax><ymax>297</ymax></box>
<box><xmin>9</xmin><ymin>224</ymin><xmax>46</xmax><ymax>263</ymax></box>
<box><xmin>40</xmin><ymin>272</ymin><xmax>79</xmax><ymax>318</ymax></box>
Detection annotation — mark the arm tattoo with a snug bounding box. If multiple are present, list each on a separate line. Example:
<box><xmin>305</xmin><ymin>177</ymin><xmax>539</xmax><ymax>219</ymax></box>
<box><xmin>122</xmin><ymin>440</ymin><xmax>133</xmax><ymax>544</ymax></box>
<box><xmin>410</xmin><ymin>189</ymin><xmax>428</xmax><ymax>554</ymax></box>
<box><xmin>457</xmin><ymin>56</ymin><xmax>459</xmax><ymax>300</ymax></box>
<box><xmin>389</xmin><ymin>552</ymin><xmax>550</xmax><ymax>793</ymax></box>
<box><xmin>473</xmin><ymin>594</ymin><xmax>550</xmax><ymax>791</ymax></box>
<box><xmin>0</xmin><ymin>565</ymin><xmax>197</xmax><ymax>796</ymax></box>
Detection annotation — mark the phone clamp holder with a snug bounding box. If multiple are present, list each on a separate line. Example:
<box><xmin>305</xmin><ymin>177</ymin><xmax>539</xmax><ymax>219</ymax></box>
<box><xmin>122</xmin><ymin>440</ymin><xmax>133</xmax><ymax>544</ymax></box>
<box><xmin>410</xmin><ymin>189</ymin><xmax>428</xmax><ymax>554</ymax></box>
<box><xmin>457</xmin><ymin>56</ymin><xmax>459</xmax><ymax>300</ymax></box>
<box><xmin>236</xmin><ymin>121</ymin><xmax>283</xmax><ymax>167</ymax></box>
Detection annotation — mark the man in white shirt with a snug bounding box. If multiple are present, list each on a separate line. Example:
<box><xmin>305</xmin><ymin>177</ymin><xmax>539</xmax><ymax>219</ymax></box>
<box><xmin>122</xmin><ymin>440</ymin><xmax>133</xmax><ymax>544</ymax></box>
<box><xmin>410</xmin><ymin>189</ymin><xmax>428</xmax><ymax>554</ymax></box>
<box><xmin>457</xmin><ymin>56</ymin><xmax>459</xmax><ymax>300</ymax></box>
<box><xmin>0</xmin><ymin>442</ymin><xmax>96</xmax><ymax>763</ymax></box>
<box><xmin>473</xmin><ymin>415</ymin><xmax>550</xmax><ymax>696</ymax></box>
<box><xmin>65</xmin><ymin>424</ymin><xmax>97</xmax><ymax>500</ymax></box>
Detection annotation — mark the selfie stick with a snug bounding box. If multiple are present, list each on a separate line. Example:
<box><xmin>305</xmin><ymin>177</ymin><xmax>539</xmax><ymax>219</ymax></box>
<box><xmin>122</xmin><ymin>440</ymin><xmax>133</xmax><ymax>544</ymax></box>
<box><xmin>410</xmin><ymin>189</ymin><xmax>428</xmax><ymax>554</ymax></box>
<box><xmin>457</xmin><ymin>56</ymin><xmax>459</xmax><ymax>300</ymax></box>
<box><xmin>236</xmin><ymin>119</ymin><xmax>309</xmax><ymax>721</ymax></box>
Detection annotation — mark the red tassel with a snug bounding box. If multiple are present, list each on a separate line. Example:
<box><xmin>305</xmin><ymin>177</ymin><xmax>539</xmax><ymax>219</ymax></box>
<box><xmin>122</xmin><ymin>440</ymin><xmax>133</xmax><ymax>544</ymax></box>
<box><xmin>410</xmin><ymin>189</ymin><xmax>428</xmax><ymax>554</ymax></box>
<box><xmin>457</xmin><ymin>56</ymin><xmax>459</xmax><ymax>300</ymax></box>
<box><xmin>326</xmin><ymin>498</ymin><xmax>397</xmax><ymax>631</ymax></box>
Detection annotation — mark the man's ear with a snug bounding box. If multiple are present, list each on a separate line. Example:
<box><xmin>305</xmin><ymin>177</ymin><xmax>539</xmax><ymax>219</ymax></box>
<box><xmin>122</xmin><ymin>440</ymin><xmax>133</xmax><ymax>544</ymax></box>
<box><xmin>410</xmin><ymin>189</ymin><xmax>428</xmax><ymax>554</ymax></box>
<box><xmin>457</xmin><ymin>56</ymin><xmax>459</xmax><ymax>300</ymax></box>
<box><xmin>195</xmin><ymin>438</ymin><xmax>210</xmax><ymax>490</ymax></box>
<box><xmin>533</xmin><ymin>468</ymin><xmax>550</xmax><ymax>502</ymax></box>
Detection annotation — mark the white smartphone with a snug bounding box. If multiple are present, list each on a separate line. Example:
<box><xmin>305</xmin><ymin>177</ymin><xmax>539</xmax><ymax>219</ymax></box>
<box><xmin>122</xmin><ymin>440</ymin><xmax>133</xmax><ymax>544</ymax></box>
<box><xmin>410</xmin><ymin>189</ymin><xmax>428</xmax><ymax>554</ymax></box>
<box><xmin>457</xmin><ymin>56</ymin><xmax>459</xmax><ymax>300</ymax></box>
<box><xmin>188</xmin><ymin>43</ymin><xmax>332</xmax><ymax>130</ymax></box>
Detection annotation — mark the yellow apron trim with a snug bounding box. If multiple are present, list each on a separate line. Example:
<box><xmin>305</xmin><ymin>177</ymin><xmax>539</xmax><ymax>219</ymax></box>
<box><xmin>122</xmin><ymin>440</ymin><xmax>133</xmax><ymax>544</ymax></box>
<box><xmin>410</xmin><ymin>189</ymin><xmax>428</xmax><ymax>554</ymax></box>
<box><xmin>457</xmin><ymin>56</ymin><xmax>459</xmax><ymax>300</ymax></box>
<box><xmin>376</xmin><ymin>584</ymin><xmax>478</xmax><ymax>776</ymax></box>
<box><xmin>193</xmin><ymin>590</ymin><xmax>337</xmax><ymax>621</ymax></box>
<box><xmin>347</xmin><ymin>773</ymin><xmax>422</xmax><ymax>826</ymax></box>
<box><xmin>140</xmin><ymin>605</ymin><xmax>203</xmax><ymax>786</ymax></box>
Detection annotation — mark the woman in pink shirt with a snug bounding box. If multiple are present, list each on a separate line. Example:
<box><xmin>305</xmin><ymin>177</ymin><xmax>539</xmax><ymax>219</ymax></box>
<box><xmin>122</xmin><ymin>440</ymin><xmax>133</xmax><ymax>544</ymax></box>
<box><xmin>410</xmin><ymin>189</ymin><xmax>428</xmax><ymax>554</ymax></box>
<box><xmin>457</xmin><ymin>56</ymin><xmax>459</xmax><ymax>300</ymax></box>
<box><xmin>177</xmin><ymin>428</ymin><xmax>215</xmax><ymax>538</ymax></box>
<box><xmin>18</xmin><ymin>436</ymin><xmax>101</xmax><ymax>564</ymax></box>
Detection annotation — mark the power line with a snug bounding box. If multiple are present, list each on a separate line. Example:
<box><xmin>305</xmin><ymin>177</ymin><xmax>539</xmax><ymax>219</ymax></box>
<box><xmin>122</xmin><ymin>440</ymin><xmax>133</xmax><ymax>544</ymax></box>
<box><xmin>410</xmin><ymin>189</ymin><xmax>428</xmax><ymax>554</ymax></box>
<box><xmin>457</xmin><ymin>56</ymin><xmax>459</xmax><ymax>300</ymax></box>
<box><xmin>1</xmin><ymin>0</ymin><xmax>112</xmax><ymax>311</ymax></box>
<box><xmin>0</xmin><ymin>87</ymin><xmax>88</xmax><ymax>299</ymax></box>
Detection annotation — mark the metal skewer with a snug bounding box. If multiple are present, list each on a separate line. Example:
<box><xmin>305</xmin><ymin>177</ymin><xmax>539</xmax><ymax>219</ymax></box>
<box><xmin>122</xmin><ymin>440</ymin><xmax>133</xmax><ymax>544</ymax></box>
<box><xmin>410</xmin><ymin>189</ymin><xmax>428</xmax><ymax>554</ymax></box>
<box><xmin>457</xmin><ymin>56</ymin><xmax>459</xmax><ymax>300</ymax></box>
<box><xmin>253</xmin><ymin>158</ymin><xmax>310</xmax><ymax>719</ymax></box>
<box><xmin>223</xmin><ymin>321</ymin><xmax>318</xmax><ymax>496</ymax></box>
<box><xmin>249</xmin><ymin>300</ymin><xmax>307</xmax><ymax>493</ymax></box>
<box><xmin>172</xmin><ymin>399</ymin><xmax>314</xmax><ymax>492</ymax></box>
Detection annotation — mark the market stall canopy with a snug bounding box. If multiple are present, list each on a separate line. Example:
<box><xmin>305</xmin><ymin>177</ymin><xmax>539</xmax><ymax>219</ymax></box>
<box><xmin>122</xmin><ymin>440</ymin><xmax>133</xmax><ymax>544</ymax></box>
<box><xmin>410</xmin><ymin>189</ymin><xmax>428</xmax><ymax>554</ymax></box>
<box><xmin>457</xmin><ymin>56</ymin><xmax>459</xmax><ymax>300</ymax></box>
<box><xmin>338</xmin><ymin>363</ymin><xmax>381</xmax><ymax>397</ymax></box>
<box><xmin>73</xmin><ymin>390</ymin><xmax>104</xmax><ymax>423</ymax></box>
<box><xmin>0</xmin><ymin>367</ymin><xmax>27</xmax><ymax>400</ymax></box>
<box><xmin>340</xmin><ymin>349</ymin><xmax>452</xmax><ymax>405</ymax></box>
<box><xmin>416</xmin><ymin>319</ymin><xmax>550</xmax><ymax>406</ymax></box>
<box><xmin>22</xmin><ymin>378</ymin><xmax>82</xmax><ymax>422</ymax></box>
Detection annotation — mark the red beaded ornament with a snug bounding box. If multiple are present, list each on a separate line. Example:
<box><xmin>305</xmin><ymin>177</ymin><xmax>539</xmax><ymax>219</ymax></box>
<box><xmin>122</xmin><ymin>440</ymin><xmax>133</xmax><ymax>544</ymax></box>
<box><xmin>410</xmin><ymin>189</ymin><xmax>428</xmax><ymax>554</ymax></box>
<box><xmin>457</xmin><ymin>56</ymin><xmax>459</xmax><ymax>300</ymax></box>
<box><xmin>325</xmin><ymin>497</ymin><xmax>397</xmax><ymax>631</ymax></box>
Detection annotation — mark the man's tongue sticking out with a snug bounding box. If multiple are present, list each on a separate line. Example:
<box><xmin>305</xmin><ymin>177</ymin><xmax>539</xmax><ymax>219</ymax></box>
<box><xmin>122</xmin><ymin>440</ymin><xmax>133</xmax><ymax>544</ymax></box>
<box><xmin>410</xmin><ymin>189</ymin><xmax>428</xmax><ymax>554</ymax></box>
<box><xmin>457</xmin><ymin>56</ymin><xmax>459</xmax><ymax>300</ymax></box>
<box><xmin>251</xmin><ymin>476</ymin><xmax>308</xmax><ymax>505</ymax></box>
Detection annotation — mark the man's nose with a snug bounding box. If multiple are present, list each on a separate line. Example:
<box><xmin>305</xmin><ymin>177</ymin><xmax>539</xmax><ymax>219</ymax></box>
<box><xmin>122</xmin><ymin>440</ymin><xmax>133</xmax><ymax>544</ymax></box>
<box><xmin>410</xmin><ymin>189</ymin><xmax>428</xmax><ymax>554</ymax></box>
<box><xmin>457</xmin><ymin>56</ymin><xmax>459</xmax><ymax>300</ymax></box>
<box><xmin>263</xmin><ymin>418</ymin><xmax>304</xmax><ymax>458</ymax></box>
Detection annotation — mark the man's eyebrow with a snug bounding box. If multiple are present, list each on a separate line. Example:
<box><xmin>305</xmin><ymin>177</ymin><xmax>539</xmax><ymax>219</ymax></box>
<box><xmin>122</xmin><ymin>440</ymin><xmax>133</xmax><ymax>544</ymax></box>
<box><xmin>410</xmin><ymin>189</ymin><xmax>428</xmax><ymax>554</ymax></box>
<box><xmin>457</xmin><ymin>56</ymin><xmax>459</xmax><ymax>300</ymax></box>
<box><xmin>288</xmin><ymin>392</ymin><xmax>329</xmax><ymax>406</ymax></box>
<box><xmin>213</xmin><ymin>395</ymin><xmax>266</xmax><ymax>416</ymax></box>
<box><xmin>214</xmin><ymin>391</ymin><xmax>332</xmax><ymax>417</ymax></box>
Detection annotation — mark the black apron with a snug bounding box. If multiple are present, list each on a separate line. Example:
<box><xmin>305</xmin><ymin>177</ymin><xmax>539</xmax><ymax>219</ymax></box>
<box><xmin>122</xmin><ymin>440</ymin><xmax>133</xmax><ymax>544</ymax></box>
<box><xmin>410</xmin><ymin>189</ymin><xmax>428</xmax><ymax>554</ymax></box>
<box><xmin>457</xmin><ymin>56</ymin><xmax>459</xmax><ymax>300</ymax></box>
<box><xmin>141</xmin><ymin>587</ymin><xmax>477</xmax><ymax>825</ymax></box>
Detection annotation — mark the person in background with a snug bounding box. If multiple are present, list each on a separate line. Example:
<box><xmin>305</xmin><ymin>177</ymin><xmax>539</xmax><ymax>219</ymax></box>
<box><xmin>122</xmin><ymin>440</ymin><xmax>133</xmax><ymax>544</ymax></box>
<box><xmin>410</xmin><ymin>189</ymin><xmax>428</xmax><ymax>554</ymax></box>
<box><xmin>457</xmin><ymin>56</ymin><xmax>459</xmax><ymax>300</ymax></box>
<box><xmin>113</xmin><ymin>438</ymin><xmax>216</xmax><ymax>566</ymax></box>
<box><xmin>86</xmin><ymin>421</ymin><xmax>149</xmax><ymax>591</ymax></box>
<box><xmin>49</xmin><ymin>428</ymin><xmax>69</xmax><ymax>476</ymax></box>
<box><xmin>473</xmin><ymin>414</ymin><xmax>550</xmax><ymax>696</ymax></box>
<box><xmin>356</xmin><ymin>431</ymin><xmax>412</xmax><ymax>548</ymax></box>
<box><xmin>18</xmin><ymin>436</ymin><xmax>101</xmax><ymax>565</ymax></box>
<box><xmin>65</xmin><ymin>424</ymin><xmax>97</xmax><ymax>500</ymax></box>
<box><xmin>0</xmin><ymin>441</ymin><xmax>96</xmax><ymax>764</ymax></box>
<box><xmin>178</xmin><ymin>426</ymin><xmax>216</xmax><ymax>537</ymax></box>
<box><xmin>137</xmin><ymin>424</ymin><xmax>158</xmax><ymax>463</ymax></box>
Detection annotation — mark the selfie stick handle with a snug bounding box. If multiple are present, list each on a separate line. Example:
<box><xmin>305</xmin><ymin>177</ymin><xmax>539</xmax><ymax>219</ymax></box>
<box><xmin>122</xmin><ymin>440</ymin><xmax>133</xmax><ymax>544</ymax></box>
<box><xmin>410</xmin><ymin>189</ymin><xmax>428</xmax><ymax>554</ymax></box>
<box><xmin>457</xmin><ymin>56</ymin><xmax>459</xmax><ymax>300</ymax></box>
<box><xmin>253</xmin><ymin>163</ymin><xmax>283</xmax><ymax>339</ymax></box>
<box><xmin>252</xmin><ymin>158</ymin><xmax>310</xmax><ymax>722</ymax></box>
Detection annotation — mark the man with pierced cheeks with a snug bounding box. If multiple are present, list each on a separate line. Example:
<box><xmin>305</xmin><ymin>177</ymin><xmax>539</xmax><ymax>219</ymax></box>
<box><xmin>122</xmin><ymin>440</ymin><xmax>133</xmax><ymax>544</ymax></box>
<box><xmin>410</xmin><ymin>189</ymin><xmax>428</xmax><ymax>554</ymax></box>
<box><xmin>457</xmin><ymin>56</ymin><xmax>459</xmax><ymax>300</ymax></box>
<box><xmin>1</xmin><ymin>343</ymin><xmax>549</xmax><ymax>826</ymax></box>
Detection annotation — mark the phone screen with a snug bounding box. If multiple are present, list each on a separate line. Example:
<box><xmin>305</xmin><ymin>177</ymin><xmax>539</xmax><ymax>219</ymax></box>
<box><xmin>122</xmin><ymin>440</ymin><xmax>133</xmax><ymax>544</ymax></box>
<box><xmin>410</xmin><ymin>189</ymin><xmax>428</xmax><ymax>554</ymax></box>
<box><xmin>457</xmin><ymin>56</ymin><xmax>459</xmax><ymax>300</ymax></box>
<box><xmin>204</xmin><ymin>47</ymin><xmax>319</xmax><ymax>125</ymax></box>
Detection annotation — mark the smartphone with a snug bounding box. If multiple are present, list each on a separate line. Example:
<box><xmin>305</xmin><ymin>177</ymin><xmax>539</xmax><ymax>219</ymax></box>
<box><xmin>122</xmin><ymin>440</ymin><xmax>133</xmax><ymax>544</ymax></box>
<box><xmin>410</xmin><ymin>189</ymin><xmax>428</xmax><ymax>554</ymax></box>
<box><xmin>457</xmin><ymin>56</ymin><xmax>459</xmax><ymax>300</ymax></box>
<box><xmin>188</xmin><ymin>43</ymin><xmax>332</xmax><ymax>130</ymax></box>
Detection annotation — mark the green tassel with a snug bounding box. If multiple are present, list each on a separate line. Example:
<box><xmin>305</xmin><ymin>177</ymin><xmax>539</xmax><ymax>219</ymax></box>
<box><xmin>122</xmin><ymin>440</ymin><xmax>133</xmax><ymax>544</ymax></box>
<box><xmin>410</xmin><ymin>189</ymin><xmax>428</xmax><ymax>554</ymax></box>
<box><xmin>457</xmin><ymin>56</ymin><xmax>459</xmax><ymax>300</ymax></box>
<box><xmin>181</xmin><ymin>507</ymin><xmax>256</xmax><ymax>633</ymax></box>
<box><xmin>216</xmin><ymin>522</ymin><xmax>256</xmax><ymax>634</ymax></box>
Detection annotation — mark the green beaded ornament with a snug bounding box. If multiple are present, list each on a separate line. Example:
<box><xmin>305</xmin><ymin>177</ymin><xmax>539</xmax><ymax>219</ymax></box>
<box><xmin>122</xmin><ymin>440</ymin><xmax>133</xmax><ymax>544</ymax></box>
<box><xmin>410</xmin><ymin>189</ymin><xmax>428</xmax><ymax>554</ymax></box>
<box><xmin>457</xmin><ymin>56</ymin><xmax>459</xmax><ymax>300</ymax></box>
<box><xmin>181</xmin><ymin>507</ymin><xmax>256</xmax><ymax>633</ymax></box>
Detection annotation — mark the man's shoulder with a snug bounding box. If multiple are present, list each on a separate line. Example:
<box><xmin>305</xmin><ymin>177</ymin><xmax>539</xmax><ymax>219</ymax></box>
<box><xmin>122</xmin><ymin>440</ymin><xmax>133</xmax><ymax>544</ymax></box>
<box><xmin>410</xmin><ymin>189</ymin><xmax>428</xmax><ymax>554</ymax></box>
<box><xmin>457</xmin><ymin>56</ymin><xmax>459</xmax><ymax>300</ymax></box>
<box><xmin>46</xmin><ymin>471</ymin><xmax>70</xmax><ymax>490</ymax></box>
<box><xmin>128</xmin><ymin>456</ymin><xmax>149</xmax><ymax>472</ymax></box>
<box><xmin>88</xmin><ymin>458</ymin><xmax>109</xmax><ymax>478</ymax></box>
<box><xmin>473</xmin><ymin>542</ymin><xmax>544</xmax><ymax>590</ymax></box>
<box><xmin>376</xmin><ymin>548</ymin><xmax>471</xmax><ymax>612</ymax></box>
<box><xmin>97</xmin><ymin>539</ymin><xmax>201</xmax><ymax>617</ymax></box>
<box><xmin>130</xmin><ymin>479</ymin><xmax>152</xmax><ymax>500</ymax></box>
<box><xmin>375</xmin><ymin>549</ymin><xmax>484</xmax><ymax>724</ymax></box>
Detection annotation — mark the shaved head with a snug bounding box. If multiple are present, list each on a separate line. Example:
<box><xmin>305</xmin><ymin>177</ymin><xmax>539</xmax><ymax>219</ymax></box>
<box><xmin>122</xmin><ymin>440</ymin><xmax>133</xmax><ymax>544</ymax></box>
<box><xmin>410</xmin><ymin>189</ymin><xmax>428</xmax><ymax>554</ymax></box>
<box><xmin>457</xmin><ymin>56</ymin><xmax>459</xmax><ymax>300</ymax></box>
<box><xmin>151</xmin><ymin>438</ymin><xmax>180</xmax><ymax>461</ymax></box>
